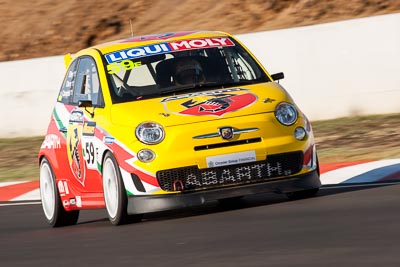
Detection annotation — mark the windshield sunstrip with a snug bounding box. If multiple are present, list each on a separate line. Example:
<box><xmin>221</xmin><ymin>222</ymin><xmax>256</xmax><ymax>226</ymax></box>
<box><xmin>104</xmin><ymin>37</ymin><xmax>235</xmax><ymax>63</ymax></box>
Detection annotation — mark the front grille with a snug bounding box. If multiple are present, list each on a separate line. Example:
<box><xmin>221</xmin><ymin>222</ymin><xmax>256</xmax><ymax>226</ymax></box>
<box><xmin>156</xmin><ymin>151</ymin><xmax>303</xmax><ymax>192</ymax></box>
<box><xmin>194</xmin><ymin>138</ymin><xmax>262</xmax><ymax>151</ymax></box>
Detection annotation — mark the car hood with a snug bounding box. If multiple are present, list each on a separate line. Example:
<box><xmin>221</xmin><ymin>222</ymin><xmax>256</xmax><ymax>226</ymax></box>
<box><xmin>110</xmin><ymin>82</ymin><xmax>292</xmax><ymax>127</ymax></box>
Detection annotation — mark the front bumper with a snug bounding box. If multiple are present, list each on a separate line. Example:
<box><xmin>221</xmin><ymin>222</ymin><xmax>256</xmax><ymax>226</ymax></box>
<box><xmin>127</xmin><ymin>169</ymin><xmax>321</xmax><ymax>214</ymax></box>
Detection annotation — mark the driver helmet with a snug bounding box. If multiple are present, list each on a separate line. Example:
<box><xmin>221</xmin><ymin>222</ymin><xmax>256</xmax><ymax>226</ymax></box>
<box><xmin>174</xmin><ymin>58</ymin><xmax>205</xmax><ymax>85</ymax></box>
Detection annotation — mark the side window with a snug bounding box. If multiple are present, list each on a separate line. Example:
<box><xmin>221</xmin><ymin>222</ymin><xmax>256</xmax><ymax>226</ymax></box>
<box><xmin>233</xmin><ymin>52</ymin><xmax>257</xmax><ymax>80</ymax></box>
<box><xmin>223</xmin><ymin>45</ymin><xmax>265</xmax><ymax>82</ymax></box>
<box><xmin>72</xmin><ymin>57</ymin><xmax>104</xmax><ymax>107</ymax></box>
<box><xmin>58</xmin><ymin>60</ymin><xmax>78</xmax><ymax>104</ymax></box>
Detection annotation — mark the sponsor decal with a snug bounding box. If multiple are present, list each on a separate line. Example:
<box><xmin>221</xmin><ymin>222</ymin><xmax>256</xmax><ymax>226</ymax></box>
<box><xmin>161</xmin><ymin>88</ymin><xmax>257</xmax><ymax>117</ymax></box>
<box><xmin>41</xmin><ymin>134</ymin><xmax>61</xmax><ymax>149</ymax></box>
<box><xmin>70</xmin><ymin>198</ymin><xmax>76</xmax><ymax>206</ymax></box>
<box><xmin>206</xmin><ymin>151</ymin><xmax>257</xmax><ymax>168</ymax></box>
<box><xmin>103</xmin><ymin>136</ymin><xmax>115</xmax><ymax>145</ymax></box>
<box><xmin>105</xmin><ymin>37</ymin><xmax>235</xmax><ymax>63</ymax></box>
<box><xmin>107</xmin><ymin>60</ymin><xmax>142</xmax><ymax>74</ymax></box>
<box><xmin>57</xmin><ymin>180</ymin><xmax>70</xmax><ymax>197</ymax></box>
<box><xmin>105</xmin><ymin>43</ymin><xmax>170</xmax><ymax>63</ymax></box>
<box><xmin>61</xmin><ymin>90</ymin><xmax>71</xmax><ymax>97</ymax></box>
<box><xmin>69</xmin><ymin>110</ymin><xmax>84</xmax><ymax>123</ymax></box>
<box><xmin>67</xmin><ymin>113</ymin><xmax>86</xmax><ymax>185</ymax></box>
<box><xmin>168</xmin><ymin>38</ymin><xmax>234</xmax><ymax>51</ymax></box>
<box><xmin>82</xmin><ymin>121</ymin><xmax>96</xmax><ymax>136</ymax></box>
<box><xmin>83</xmin><ymin>141</ymin><xmax>98</xmax><ymax>170</ymax></box>
<box><xmin>76</xmin><ymin>196</ymin><xmax>82</xmax><ymax>208</ymax></box>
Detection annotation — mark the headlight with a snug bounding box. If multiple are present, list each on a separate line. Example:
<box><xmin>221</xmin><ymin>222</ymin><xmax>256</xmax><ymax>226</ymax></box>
<box><xmin>135</xmin><ymin>122</ymin><xmax>165</xmax><ymax>144</ymax></box>
<box><xmin>275</xmin><ymin>102</ymin><xmax>298</xmax><ymax>126</ymax></box>
<box><xmin>137</xmin><ymin>149</ymin><xmax>156</xmax><ymax>162</ymax></box>
<box><xmin>294</xmin><ymin>127</ymin><xmax>307</xmax><ymax>140</ymax></box>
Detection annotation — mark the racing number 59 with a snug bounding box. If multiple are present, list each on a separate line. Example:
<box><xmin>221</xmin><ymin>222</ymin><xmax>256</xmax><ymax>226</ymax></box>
<box><xmin>85</xmin><ymin>142</ymin><xmax>95</xmax><ymax>164</ymax></box>
<box><xmin>107</xmin><ymin>60</ymin><xmax>142</xmax><ymax>74</ymax></box>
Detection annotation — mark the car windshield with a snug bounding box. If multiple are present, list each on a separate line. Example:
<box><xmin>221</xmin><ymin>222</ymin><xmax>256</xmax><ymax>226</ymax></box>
<box><xmin>104</xmin><ymin>37</ymin><xmax>270</xmax><ymax>103</ymax></box>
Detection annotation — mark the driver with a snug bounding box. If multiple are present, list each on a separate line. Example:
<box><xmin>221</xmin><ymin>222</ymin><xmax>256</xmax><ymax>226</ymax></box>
<box><xmin>173</xmin><ymin>58</ymin><xmax>205</xmax><ymax>85</ymax></box>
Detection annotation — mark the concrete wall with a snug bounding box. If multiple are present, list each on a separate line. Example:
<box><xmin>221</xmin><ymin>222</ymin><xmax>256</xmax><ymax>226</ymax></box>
<box><xmin>0</xmin><ymin>56</ymin><xmax>65</xmax><ymax>137</ymax></box>
<box><xmin>0</xmin><ymin>13</ymin><xmax>399</xmax><ymax>137</ymax></box>
<box><xmin>238</xmin><ymin>13</ymin><xmax>400</xmax><ymax>120</ymax></box>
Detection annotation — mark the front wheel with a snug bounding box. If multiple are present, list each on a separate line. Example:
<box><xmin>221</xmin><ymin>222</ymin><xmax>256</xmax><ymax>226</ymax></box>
<box><xmin>39</xmin><ymin>158</ymin><xmax>79</xmax><ymax>227</ymax></box>
<box><xmin>102</xmin><ymin>152</ymin><xmax>142</xmax><ymax>225</ymax></box>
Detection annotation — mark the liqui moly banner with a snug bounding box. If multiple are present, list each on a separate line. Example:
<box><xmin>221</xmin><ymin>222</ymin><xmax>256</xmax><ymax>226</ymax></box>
<box><xmin>104</xmin><ymin>38</ymin><xmax>235</xmax><ymax>63</ymax></box>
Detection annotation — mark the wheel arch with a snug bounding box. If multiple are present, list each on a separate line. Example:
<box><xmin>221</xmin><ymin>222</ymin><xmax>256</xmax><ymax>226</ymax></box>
<box><xmin>38</xmin><ymin>148</ymin><xmax>62</xmax><ymax>181</ymax></box>
<box><xmin>99</xmin><ymin>148</ymin><xmax>114</xmax><ymax>173</ymax></box>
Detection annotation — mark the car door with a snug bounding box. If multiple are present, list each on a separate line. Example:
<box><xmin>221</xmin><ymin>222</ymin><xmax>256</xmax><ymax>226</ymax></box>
<box><xmin>56</xmin><ymin>56</ymin><xmax>104</xmax><ymax>194</ymax></box>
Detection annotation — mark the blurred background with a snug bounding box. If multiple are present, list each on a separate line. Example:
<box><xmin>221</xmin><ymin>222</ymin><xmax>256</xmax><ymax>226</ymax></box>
<box><xmin>1</xmin><ymin>0</ymin><xmax>399</xmax><ymax>61</ymax></box>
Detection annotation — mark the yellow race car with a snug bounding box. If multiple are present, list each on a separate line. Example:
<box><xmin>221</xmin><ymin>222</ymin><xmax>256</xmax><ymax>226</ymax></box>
<box><xmin>38</xmin><ymin>31</ymin><xmax>321</xmax><ymax>226</ymax></box>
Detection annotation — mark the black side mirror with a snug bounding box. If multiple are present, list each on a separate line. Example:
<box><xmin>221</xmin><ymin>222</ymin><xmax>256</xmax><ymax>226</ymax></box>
<box><xmin>79</xmin><ymin>100</ymin><xmax>95</xmax><ymax>118</ymax></box>
<box><xmin>78</xmin><ymin>100</ymin><xmax>93</xmax><ymax>108</ymax></box>
<box><xmin>271</xmin><ymin>72</ymin><xmax>284</xmax><ymax>81</ymax></box>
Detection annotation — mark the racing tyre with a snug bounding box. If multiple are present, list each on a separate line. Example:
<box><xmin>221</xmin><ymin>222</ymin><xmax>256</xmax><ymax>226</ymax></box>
<box><xmin>286</xmin><ymin>188</ymin><xmax>319</xmax><ymax>200</ymax></box>
<box><xmin>40</xmin><ymin>158</ymin><xmax>79</xmax><ymax>227</ymax></box>
<box><xmin>102</xmin><ymin>152</ymin><xmax>142</xmax><ymax>225</ymax></box>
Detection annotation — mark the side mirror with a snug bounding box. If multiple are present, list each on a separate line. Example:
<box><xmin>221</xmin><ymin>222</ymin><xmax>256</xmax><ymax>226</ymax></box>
<box><xmin>78</xmin><ymin>100</ymin><xmax>93</xmax><ymax>108</ymax></box>
<box><xmin>271</xmin><ymin>72</ymin><xmax>284</xmax><ymax>81</ymax></box>
<box><xmin>79</xmin><ymin>99</ymin><xmax>95</xmax><ymax>118</ymax></box>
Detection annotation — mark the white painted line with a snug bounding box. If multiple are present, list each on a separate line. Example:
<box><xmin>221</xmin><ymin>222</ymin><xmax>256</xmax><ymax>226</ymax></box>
<box><xmin>320</xmin><ymin>159</ymin><xmax>400</xmax><ymax>185</ymax></box>
<box><xmin>11</xmin><ymin>189</ymin><xmax>41</xmax><ymax>201</ymax></box>
<box><xmin>0</xmin><ymin>181</ymin><xmax>31</xmax><ymax>187</ymax></box>
<box><xmin>0</xmin><ymin>201</ymin><xmax>41</xmax><ymax>207</ymax></box>
<box><xmin>320</xmin><ymin>181</ymin><xmax>400</xmax><ymax>189</ymax></box>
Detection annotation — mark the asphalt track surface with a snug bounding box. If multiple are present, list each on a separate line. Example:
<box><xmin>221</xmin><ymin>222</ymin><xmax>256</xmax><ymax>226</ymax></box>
<box><xmin>1</xmin><ymin>184</ymin><xmax>400</xmax><ymax>266</ymax></box>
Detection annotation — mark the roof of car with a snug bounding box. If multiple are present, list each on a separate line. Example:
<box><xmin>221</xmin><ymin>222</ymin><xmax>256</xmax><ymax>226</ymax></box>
<box><xmin>63</xmin><ymin>31</ymin><xmax>235</xmax><ymax>67</ymax></box>
<box><xmin>91</xmin><ymin>30</ymin><xmax>232</xmax><ymax>54</ymax></box>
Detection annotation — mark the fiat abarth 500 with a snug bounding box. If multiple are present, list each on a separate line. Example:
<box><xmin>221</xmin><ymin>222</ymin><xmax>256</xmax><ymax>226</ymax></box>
<box><xmin>38</xmin><ymin>31</ymin><xmax>321</xmax><ymax>226</ymax></box>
